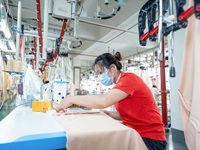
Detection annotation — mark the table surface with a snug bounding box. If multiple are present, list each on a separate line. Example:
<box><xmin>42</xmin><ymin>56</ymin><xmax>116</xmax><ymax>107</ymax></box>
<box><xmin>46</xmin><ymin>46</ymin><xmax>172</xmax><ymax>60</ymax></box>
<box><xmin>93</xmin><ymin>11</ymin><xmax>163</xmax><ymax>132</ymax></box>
<box><xmin>0</xmin><ymin>106</ymin><xmax>147</xmax><ymax>150</ymax></box>
<box><xmin>0</xmin><ymin>106</ymin><xmax>67</xmax><ymax>150</ymax></box>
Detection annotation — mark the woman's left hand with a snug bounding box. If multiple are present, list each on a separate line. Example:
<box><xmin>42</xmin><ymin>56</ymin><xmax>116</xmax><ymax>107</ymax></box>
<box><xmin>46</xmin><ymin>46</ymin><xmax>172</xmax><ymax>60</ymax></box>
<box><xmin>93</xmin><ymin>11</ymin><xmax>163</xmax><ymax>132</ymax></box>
<box><xmin>55</xmin><ymin>96</ymin><xmax>72</xmax><ymax>112</ymax></box>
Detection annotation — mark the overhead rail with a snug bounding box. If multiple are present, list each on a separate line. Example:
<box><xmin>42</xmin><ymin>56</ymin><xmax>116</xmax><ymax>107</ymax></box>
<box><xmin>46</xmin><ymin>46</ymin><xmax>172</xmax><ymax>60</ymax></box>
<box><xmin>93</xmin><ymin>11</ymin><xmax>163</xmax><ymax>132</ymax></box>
<box><xmin>79</xmin><ymin>19</ymin><xmax>138</xmax><ymax>34</ymax></box>
<box><xmin>68</xmin><ymin>53</ymin><xmax>98</xmax><ymax>57</ymax></box>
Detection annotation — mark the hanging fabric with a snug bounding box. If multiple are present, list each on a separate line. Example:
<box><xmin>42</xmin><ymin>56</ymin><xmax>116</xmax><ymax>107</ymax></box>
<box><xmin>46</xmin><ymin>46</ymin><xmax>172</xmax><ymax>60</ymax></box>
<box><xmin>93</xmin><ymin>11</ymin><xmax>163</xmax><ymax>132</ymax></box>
<box><xmin>178</xmin><ymin>0</ymin><xmax>200</xmax><ymax>149</ymax></box>
<box><xmin>54</xmin><ymin>56</ymin><xmax>72</xmax><ymax>82</ymax></box>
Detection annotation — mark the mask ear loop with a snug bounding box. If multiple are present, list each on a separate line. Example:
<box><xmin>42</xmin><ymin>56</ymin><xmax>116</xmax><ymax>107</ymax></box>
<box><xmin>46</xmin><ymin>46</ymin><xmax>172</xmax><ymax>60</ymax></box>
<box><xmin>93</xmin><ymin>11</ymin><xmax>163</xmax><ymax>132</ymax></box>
<box><xmin>105</xmin><ymin>64</ymin><xmax>114</xmax><ymax>82</ymax></box>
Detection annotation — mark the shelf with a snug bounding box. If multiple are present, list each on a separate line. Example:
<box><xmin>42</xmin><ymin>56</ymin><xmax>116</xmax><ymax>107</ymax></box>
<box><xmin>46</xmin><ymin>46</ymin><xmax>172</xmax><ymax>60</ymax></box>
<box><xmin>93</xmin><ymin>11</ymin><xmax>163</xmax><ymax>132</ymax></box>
<box><xmin>2</xmin><ymin>70</ymin><xmax>23</xmax><ymax>75</ymax></box>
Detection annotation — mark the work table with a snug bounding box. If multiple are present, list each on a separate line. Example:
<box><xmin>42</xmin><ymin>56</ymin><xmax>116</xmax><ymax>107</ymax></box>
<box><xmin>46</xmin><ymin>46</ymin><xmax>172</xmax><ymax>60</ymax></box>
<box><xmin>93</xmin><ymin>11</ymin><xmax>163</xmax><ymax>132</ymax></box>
<box><xmin>0</xmin><ymin>106</ymin><xmax>147</xmax><ymax>150</ymax></box>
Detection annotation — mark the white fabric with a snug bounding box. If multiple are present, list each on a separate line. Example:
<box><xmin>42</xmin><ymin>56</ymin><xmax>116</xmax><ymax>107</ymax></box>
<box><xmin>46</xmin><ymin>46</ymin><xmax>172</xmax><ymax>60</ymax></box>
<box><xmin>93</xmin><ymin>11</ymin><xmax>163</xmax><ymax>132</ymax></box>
<box><xmin>55</xmin><ymin>57</ymin><xmax>72</xmax><ymax>82</ymax></box>
<box><xmin>178</xmin><ymin>0</ymin><xmax>200</xmax><ymax>149</ymax></box>
<box><xmin>47</xmin><ymin>66</ymin><xmax>56</xmax><ymax>81</ymax></box>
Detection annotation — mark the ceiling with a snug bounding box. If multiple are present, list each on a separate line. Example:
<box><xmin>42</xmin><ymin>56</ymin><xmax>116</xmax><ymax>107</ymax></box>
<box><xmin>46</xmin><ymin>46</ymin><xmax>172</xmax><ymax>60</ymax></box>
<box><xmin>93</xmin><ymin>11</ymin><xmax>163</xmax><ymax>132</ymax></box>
<box><xmin>5</xmin><ymin>0</ymin><xmax>159</xmax><ymax>71</ymax></box>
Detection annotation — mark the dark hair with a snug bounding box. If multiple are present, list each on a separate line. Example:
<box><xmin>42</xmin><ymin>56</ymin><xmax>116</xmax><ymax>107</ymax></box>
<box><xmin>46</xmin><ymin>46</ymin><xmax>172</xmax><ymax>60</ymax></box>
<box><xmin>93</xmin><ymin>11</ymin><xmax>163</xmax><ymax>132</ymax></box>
<box><xmin>152</xmin><ymin>85</ymin><xmax>157</xmax><ymax>88</ymax></box>
<box><xmin>93</xmin><ymin>52</ymin><xmax>122</xmax><ymax>71</ymax></box>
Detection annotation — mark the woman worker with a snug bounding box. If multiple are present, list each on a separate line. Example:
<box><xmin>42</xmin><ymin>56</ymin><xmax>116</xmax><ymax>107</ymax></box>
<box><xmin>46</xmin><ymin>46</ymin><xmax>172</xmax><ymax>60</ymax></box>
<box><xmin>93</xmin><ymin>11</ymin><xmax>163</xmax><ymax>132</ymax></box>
<box><xmin>55</xmin><ymin>52</ymin><xmax>167</xmax><ymax>150</ymax></box>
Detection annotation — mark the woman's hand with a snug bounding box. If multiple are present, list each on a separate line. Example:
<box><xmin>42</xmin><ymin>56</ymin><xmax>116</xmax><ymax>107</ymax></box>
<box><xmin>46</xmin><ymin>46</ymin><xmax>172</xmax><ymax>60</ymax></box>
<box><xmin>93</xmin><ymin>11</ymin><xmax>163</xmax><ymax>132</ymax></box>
<box><xmin>103</xmin><ymin>110</ymin><xmax>121</xmax><ymax>120</ymax></box>
<box><xmin>55</xmin><ymin>96</ymin><xmax>72</xmax><ymax>112</ymax></box>
<box><xmin>103</xmin><ymin>110</ymin><xmax>111</xmax><ymax>116</ymax></box>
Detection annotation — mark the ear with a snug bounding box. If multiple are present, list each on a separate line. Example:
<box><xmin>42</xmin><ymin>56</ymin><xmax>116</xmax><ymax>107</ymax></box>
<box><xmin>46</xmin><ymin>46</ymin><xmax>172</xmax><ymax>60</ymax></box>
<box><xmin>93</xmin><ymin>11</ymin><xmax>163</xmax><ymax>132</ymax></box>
<box><xmin>110</xmin><ymin>64</ymin><xmax>117</xmax><ymax>71</ymax></box>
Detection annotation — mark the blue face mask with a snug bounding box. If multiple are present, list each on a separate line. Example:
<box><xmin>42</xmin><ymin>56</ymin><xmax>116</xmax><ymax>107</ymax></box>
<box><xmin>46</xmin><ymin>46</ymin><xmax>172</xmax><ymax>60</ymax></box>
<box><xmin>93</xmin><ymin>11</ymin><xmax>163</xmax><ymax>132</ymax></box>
<box><xmin>98</xmin><ymin>72</ymin><xmax>114</xmax><ymax>86</ymax></box>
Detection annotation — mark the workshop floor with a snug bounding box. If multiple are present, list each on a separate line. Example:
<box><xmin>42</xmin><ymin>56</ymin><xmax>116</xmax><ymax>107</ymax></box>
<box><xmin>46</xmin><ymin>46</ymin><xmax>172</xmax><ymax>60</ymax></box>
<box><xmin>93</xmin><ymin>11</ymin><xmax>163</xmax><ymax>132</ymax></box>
<box><xmin>166</xmin><ymin>128</ymin><xmax>188</xmax><ymax>150</ymax></box>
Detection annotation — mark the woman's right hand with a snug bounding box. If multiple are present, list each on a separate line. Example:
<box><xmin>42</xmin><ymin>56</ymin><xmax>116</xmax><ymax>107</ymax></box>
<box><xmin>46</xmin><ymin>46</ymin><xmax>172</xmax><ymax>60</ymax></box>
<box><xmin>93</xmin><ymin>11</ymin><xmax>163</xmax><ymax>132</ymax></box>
<box><xmin>55</xmin><ymin>96</ymin><xmax>72</xmax><ymax>112</ymax></box>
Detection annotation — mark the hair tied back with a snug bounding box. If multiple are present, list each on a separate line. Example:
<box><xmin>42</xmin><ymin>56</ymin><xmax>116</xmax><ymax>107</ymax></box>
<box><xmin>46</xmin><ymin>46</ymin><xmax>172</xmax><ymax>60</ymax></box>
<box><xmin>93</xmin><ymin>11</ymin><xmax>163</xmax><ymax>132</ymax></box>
<box><xmin>114</xmin><ymin>52</ymin><xmax>122</xmax><ymax>61</ymax></box>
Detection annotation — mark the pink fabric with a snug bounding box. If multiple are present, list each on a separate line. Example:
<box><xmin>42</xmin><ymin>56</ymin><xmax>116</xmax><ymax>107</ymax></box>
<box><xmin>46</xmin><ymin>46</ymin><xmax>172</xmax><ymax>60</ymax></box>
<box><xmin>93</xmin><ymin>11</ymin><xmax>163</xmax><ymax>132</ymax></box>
<box><xmin>178</xmin><ymin>0</ymin><xmax>200</xmax><ymax>149</ymax></box>
<box><xmin>53</xmin><ymin>112</ymin><xmax>147</xmax><ymax>150</ymax></box>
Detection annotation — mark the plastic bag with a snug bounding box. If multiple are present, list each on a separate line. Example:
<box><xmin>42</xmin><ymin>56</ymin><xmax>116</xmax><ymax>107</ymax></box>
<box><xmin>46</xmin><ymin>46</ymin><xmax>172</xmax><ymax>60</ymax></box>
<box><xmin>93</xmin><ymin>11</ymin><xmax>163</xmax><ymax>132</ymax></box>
<box><xmin>24</xmin><ymin>66</ymin><xmax>43</xmax><ymax>100</ymax></box>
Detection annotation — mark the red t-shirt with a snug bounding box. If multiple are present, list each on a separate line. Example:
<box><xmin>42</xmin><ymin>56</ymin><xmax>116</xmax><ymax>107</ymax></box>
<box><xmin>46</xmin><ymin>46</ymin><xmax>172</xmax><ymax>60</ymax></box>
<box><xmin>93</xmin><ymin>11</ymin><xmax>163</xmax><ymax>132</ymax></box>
<box><xmin>113</xmin><ymin>71</ymin><xmax>166</xmax><ymax>141</ymax></box>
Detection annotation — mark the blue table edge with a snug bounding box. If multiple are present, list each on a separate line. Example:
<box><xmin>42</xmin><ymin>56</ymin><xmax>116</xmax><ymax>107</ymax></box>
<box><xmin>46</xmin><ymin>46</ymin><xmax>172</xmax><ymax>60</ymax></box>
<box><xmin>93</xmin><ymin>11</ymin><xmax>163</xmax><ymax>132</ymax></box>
<box><xmin>0</xmin><ymin>131</ymin><xmax>67</xmax><ymax>150</ymax></box>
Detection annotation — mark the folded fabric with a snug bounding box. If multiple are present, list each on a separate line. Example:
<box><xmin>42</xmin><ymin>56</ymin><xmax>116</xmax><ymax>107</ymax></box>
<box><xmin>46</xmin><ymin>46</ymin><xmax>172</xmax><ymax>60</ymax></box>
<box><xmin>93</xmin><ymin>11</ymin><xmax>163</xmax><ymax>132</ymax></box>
<box><xmin>53</xmin><ymin>111</ymin><xmax>147</xmax><ymax>150</ymax></box>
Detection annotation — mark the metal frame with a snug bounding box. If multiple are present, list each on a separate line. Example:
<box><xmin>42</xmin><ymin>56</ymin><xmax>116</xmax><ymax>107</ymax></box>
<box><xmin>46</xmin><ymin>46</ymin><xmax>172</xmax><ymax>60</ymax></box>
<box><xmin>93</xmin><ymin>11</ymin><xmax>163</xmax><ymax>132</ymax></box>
<box><xmin>73</xmin><ymin>67</ymin><xmax>81</xmax><ymax>90</ymax></box>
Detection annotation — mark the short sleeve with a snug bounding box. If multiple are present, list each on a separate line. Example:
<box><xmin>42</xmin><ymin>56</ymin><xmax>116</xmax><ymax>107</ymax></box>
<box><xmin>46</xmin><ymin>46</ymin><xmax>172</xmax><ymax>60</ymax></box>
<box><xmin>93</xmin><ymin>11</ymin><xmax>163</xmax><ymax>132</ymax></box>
<box><xmin>112</xmin><ymin>74</ymin><xmax>139</xmax><ymax>96</ymax></box>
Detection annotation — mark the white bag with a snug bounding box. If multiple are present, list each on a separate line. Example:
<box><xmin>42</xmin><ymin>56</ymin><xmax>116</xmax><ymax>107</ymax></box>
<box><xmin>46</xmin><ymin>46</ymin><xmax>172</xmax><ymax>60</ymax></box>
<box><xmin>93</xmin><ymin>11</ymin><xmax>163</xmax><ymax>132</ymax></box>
<box><xmin>24</xmin><ymin>66</ymin><xmax>43</xmax><ymax>100</ymax></box>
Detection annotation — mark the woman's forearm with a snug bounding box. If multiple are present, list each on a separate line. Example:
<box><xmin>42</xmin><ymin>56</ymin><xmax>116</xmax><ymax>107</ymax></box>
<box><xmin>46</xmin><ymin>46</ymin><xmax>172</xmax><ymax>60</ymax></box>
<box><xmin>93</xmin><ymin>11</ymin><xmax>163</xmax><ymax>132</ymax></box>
<box><xmin>55</xmin><ymin>89</ymin><xmax>128</xmax><ymax>112</ymax></box>
<box><xmin>69</xmin><ymin>94</ymin><xmax>109</xmax><ymax>109</ymax></box>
